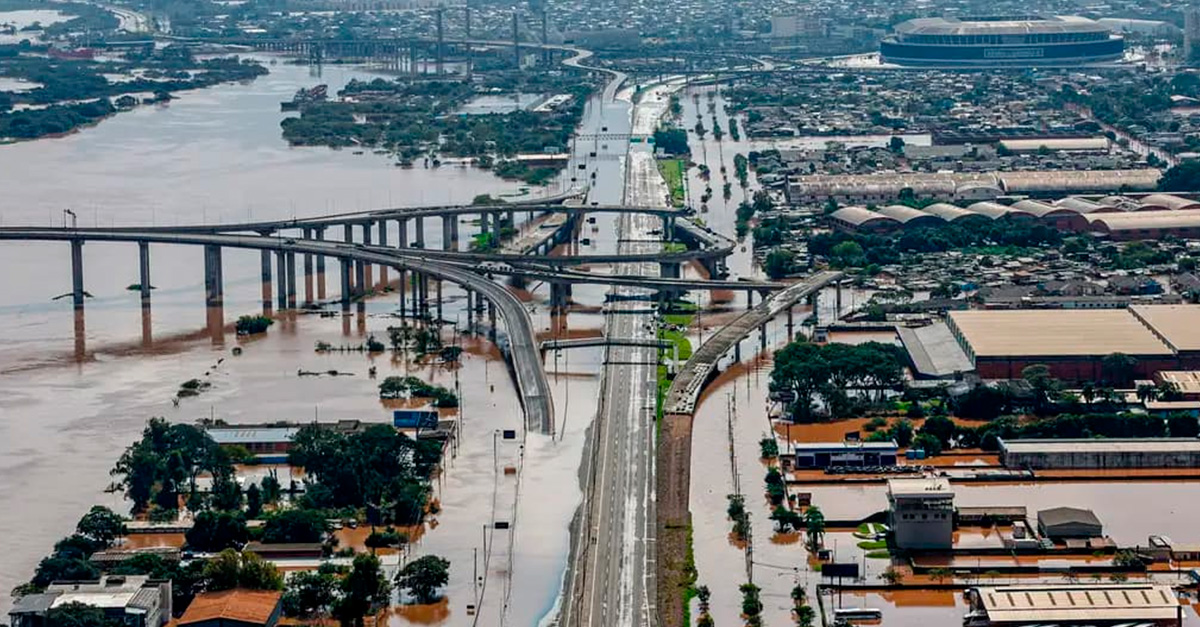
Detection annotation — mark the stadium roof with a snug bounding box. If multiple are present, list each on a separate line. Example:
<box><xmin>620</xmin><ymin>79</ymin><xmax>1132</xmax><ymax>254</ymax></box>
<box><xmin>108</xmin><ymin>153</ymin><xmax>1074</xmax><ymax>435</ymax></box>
<box><xmin>947</xmin><ymin>309</ymin><xmax>1173</xmax><ymax>357</ymax></box>
<box><xmin>894</xmin><ymin>15</ymin><xmax>1111</xmax><ymax>37</ymax></box>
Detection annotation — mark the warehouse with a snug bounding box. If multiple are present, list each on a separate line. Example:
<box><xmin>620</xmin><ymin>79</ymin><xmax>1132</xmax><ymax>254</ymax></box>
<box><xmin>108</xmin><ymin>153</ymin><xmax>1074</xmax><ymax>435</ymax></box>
<box><xmin>999</xmin><ymin>438</ymin><xmax>1200</xmax><ymax>469</ymax></box>
<box><xmin>793</xmin><ymin>441</ymin><xmax>899</xmax><ymax>469</ymax></box>
<box><xmin>997</xmin><ymin>169</ymin><xmax>1161</xmax><ymax>196</ymax></box>
<box><xmin>1130</xmin><ymin>305</ymin><xmax>1200</xmax><ymax>361</ymax></box>
<box><xmin>999</xmin><ymin>137</ymin><xmax>1110</xmax><ymax>153</ymax></box>
<box><xmin>1087</xmin><ymin>211</ymin><xmax>1200</xmax><ymax>240</ymax></box>
<box><xmin>1010</xmin><ymin>199</ymin><xmax>1089</xmax><ymax>230</ymax></box>
<box><xmin>828</xmin><ymin>206</ymin><xmax>898</xmax><ymax>233</ymax></box>
<box><xmin>1037</xmin><ymin>506</ymin><xmax>1103</xmax><ymax>538</ymax></box>
<box><xmin>965</xmin><ymin>201</ymin><xmax>1035</xmax><ymax>221</ymax></box>
<box><xmin>1138</xmin><ymin>193</ymin><xmax>1200</xmax><ymax>211</ymax></box>
<box><xmin>875</xmin><ymin>205</ymin><xmax>943</xmax><ymax>228</ymax></box>
<box><xmin>921</xmin><ymin>202</ymin><xmax>992</xmax><ymax>225</ymax></box>
<box><xmin>962</xmin><ymin>584</ymin><xmax>1183</xmax><ymax>627</ymax></box>
<box><xmin>946</xmin><ymin>309</ymin><xmax>1180</xmax><ymax>380</ymax></box>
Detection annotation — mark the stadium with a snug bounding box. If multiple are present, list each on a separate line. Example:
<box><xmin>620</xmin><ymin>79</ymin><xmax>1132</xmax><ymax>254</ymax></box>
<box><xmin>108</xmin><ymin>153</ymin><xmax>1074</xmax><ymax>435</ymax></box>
<box><xmin>880</xmin><ymin>16</ymin><xmax>1125</xmax><ymax>67</ymax></box>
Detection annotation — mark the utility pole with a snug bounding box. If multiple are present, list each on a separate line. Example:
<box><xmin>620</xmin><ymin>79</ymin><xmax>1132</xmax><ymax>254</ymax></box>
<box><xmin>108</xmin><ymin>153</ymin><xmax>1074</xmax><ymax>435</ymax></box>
<box><xmin>540</xmin><ymin>9</ymin><xmax>548</xmax><ymax>67</ymax></box>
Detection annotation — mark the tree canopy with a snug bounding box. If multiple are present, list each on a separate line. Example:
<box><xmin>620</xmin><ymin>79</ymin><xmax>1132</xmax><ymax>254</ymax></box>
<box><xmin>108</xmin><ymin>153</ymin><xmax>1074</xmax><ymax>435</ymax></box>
<box><xmin>396</xmin><ymin>555</ymin><xmax>450</xmax><ymax>604</ymax></box>
<box><xmin>770</xmin><ymin>342</ymin><xmax>905</xmax><ymax>420</ymax></box>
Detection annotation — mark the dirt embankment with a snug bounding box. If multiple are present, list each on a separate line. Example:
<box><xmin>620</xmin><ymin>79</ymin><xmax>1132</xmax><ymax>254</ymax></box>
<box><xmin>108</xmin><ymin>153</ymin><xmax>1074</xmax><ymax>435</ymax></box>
<box><xmin>657</xmin><ymin>412</ymin><xmax>695</xmax><ymax>627</ymax></box>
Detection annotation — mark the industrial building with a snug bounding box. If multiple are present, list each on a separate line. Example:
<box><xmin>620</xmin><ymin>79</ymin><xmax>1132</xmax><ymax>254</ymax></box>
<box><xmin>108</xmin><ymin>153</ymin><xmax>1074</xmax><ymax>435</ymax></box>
<box><xmin>1037</xmin><ymin>506</ymin><xmax>1103</xmax><ymax>538</ymax></box>
<box><xmin>999</xmin><ymin>438</ymin><xmax>1200</xmax><ymax>469</ymax></box>
<box><xmin>1156</xmin><ymin>371</ymin><xmax>1200</xmax><ymax>400</ymax></box>
<box><xmin>793</xmin><ymin>441</ymin><xmax>899</xmax><ymax>469</ymax></box>
<box><xmin>887</xmin><ymin>477</ymin><xmax>954</xmax><ymax>550</ymax></box>
<box><xmin>9</xmin><ymin>576</ymin><xmax>173</xmax><ymax>627</ymax></box>
<box><xmin>880</xmin><ymin>16</ymin><xmax>1125</xmax><ymax>67</ymax></box>
<box><xmin>962</xmin><ymin>583</ymin><xmax>1184</xmax><ymax>627</ymax></box>
<box><xmin>946</xmin><ymin>306</ymin><xmax>1200</xmax><ymax>380</ymax></box>
<box><xmin>789</xmin><ymin>170</ymin><xmax>1160</xmax><ymax>205</ymax></box>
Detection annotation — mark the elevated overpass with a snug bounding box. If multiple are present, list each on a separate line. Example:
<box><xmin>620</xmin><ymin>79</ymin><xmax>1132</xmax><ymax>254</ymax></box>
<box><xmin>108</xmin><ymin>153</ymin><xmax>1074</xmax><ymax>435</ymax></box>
<box><xmin>662</xmin><ymin>270</ymin><xmax>843</xmax><ymax>416</ymax></box>
<box><xmin>0</xmin><ymin>228</ymin><xmax>554</xmax><ymax>434</ymax></box>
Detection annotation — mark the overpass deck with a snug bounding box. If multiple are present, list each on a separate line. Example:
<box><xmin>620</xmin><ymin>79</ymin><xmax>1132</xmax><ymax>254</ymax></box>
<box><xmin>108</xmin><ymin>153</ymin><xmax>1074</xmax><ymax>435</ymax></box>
<box><xmin>662</xmin><ymin>270</ymin><xmax>843</xmax><ymax>415</ymax></box>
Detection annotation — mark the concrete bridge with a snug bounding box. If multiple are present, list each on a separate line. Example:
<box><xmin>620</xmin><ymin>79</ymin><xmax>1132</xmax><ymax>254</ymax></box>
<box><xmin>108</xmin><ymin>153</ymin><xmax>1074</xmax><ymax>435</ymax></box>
<box><xmin>0</xmin><ymin>228</ymin><xmax>554</xmax><ymax>434</ymax></box>
<box><xmin>661</xmin><ymin>270</ymin><xmax>844</xmax><ymax>416</ymax></box>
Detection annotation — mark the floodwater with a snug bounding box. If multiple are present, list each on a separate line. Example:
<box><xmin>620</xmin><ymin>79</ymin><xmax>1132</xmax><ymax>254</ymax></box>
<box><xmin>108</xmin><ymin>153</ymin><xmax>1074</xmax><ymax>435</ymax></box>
<box><xmin>0</xmin><ymin>54</ymin><xmax>597</xmax><ymax>622</ymax></box>
<box><xmin>0</xmin><ymin>9</ymin><xmax>71</xmax><ymax>43</ymax></box>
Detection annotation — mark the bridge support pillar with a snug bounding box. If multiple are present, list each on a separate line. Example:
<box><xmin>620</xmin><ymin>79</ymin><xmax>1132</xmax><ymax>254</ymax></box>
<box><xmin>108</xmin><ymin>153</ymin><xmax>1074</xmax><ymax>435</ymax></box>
<box><xmin>442</xmin><ymin>216</ymin><xmax>453</xmax><ymax>251</ymax></box>
<box><xmin>487</xmin><ymin>299</ymin><xmax>497</xmax><ymax>342</ymax></box>
<box><xmin>315</xmin><ymin>228</ymin><xmax>327</xmax><ymax>300</ymax></box>
<box><xmin>286</xmin><ymin>252</ymin><xmax>297</xmax><ymax>309</ymax></box>
<box><xmin>203</xmin><ymin>245</ymin><xmax>223</xmax><ymax>309</ymax></box>
<box><xmin>70</xmin><ymin>239</ymin><xmax>85</xmax><ymax>309</ymax></box>
<box><xmin>760</xmin><ymin>322</ymin><xmax>768</xmax><ymax>350</ymax></box>
<box><xmin>415</xmin><ymin>217</ymin><xmax>426</xmax><ymax>248</ymax></box>
<box><xmin>465</xmin><ymin>290</ymin><xmax>473</xmax><ymax>329</ymax></box>
<box><xmin>398</xmin><ymin>219</ymin><xmax>408</xmax><ymax>248</ymax></box>
<box><xmin>340</xmin><ymin>259</ymin><xmax>352</xmax><ymax>312</ymax></box>
<box><xmin>659</xmin><ymin>261</ymin><xmax>681</xmax><ymax>279</ymax></box>
<box><xmin>260</xmin><ymin>249</ymin><xmax>273</xmax><ymax>314</ymax></box>
<box><xmin>302</xmin><ymin>228</ymin><xmax>314</xmax><ymax>306</ymax></box>
<box><xmin>550</xmin><ymin>281</ymin><xmax>569</xmax><ymax>315</ymax></box>
<box><xmin>786</xmin><ymin>306</ymin><xmax>794</xmax><ymax>341</ymax></box>
<box><xmin>509</xmin><ymin>274</ymin><xmax>527</xmax><ymax>290</ymax></box>
<box><xmin>397</xmin><ymin>269</ymin><xmax>407</xmax><ymax>317</ymax></box>
<box><xmin>479</xmin><ymin>211</ymin><xmax>489</xmax><ymax>238</ymax></box>
<box><xmin>138</xmin><ymin>241</ymin><xmax>151</xmax><ymax>308</ymax></box>
<box><xmin>355</xmin><ymin>260</ymin><xmax>366</xmax><ymax>300</ymax></box>
<box><xmin>835</xmin><ymin>281</ymin><xmax>843</xmax><ymax>320</ymax></box>
<box><xmin>746</xmin><ymin>290</ymin><xmax>754</xmax><ymax>310</ymax></box>
<box><xmin>436</xmin><ymin>279</ymin><xmax>443</xmax><ymax>322</ymax></box>
<box><xmin>450</xmin><ymin>216</ymin><xmax>459</xmax><ymax>245</ymax></box>
<box><xmin>663</xmin><ymin>216</ymin><xmax>675</xmax><ymax>241</ymax></box>
<box><xmin>505</xmin><ymin>210</ymin><xmax>514</xmax><ymax>231</ymax></box>
<box><xmin>360</xmin><ymin>223</ymin><xmax>373</xmax><ymax>288</ymax></box>
<box><xmin>276</xmin><ymin>252</ymin><xmax>288</xmax><ymax>310</ymax></box>
<box><xmin>377</xmin><ymin>220</ymin><xmax>389</xmax><ymax>287</ymax></box>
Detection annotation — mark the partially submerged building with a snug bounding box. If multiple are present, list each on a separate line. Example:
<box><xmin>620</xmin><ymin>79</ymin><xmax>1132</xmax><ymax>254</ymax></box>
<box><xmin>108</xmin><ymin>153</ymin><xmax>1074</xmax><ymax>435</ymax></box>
<box><xmin>999</xmin><ymin>438</ymin><xmax>1200</xmax><ymax>469</ymax></box>
<box><xmin>793</xmin><ymin>441</ymin><xmax>899</xmax><ymax>469</ymax></box>
<box><xmin>9</xmin><ymin>576</ymin><xmax>172</xmax><ymax>627</ymax></box>
<box><xmin>887</xmin><ymin>477</ymin><xmax>954</xmax><ymax>549</ymax></box>
<box><xmin>963</xmin><ymin>583</ymin><xmax>1183</xmax><ymax>627</ymax></box>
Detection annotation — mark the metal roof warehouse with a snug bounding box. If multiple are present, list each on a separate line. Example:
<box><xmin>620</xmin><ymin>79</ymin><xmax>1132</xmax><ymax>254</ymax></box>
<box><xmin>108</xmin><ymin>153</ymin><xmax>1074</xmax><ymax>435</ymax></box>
<box><xmin>964</xmin><ymin>583</ymin><xmax>1183</xmax><ymax>626</ymax></box>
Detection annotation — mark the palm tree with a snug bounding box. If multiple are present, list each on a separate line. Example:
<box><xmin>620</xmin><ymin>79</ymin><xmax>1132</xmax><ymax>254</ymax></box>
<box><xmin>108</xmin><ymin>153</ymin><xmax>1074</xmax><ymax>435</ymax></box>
<box><xmin>1136</xmin><ymin>383</ymin><xmax>1158</xmax><ymax>404</ymax></box>
<box><xmin>804</xmin><ymin>506</ymin><xmax>826</xmax><ymax>553</ymax></box>
<box><xmin>1081</xmin><ymin>382</ymin><xmax>1096</xmax><ymax>406</ymax></box>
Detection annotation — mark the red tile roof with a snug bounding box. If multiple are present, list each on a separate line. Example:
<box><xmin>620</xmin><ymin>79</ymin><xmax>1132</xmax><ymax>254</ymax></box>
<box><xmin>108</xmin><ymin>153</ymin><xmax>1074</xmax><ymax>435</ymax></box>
<box><xmin>179</xmin><ymin>589</ymin><xmax>281</xmax><ymax>626</ymax></box>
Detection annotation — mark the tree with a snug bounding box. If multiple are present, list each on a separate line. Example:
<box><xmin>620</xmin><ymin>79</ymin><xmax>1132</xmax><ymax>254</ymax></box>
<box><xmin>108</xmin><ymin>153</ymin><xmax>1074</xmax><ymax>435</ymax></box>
<box><xmin>262</xmin><ymin>508</ymin><xmax>328</xmax><ymax>544</ymax></box>
<box><xmin>771</xmin><ymin>506</ymin><xmax>803</xmax><ymax>532</ymax></box>
<box><xmin>1101</xmin><ymin>352</ymin><xmax>1138</xmax><ymax>386</ymax></box>
<box><xmin>928</xmin><ymin>567</ymin><xmax>952</xmax><ymax>583</ymax></box>
<box><xmin>32</xmin><ymin>556</ymin><xmax>99</xmax><ymax>588</ymax></box>
<box><xmin>245</xmin><ymin>484</ymin><xmax>263</xmax><ymax>519</ymax></box>
<box><xmin>76</xmin><ymin>506</ymin><xmax>126</xmax><ymax>548</ymax></box>
<box><xmin>764</xmin><ymin>249</ymin><xmax>796</xmax><ymax>279</ymax></box>
<box><xmin>210</xmin><ymin>471</ymin><xmax>243</xmax><ymax>511</ymax></box>
<box><xmin>796</xmin><ymin>604</ymin><xmax>816</xmax><ymax>627</ymax></box>
<box><xmin>881</xmin><ymin>566</ymin><xmax>904</xmax><ymax>585</ymax></box>
<box><xmin>1113</xmin><ymin>549</ymin><xmax>1145</xmax><ymax>570</ymax></box>
<box><xmin>186</xmin><ymin>510</ymin><xmax>248</xmax><ymax>552</ymax></box>
<box><xmin>261</xmin><ymin>473</ymin><xmax>282</xmax><ymax>504</ymax></box>
<box><xmin>912</xmin><ymin>432</ymin><xmax>943</xmax><ymax>456</ymax></box>
<box><xmin>891</xmin><ymin>419</ymin><xmax>914</xmax><ymax>447</ymax></box>
<box><xmin>335</xmin><ymin>554</ymin><xmax>391</xmax><ymax>626</ymax></box>
<box><xmin>1157</xmin><ymin>160</ymin><xmax>1200</xmax><ymax>192</ymax></box>
<box><xmin>46</xmin><ymin>602</ymin><xmax>122</xmax><ymax>627</ymax></box>
<box><xmin>396</xmin><ymin>555</ymin><xmax>450</xmax><ymax>604</ymax></box>
<box><xmin>889</xmin><ymin>136</ymin><xmax>905</xmax><ymax>153</ymax></box>
<box><xmin>203</xmin><ymin>549</ymin><xmax>284</xmax><ymax>591</ymax></box>
<box><xmin>739</xmin><ymin>582</ymin><xmax>763</xmax><ymax>618</ymax></box>
<box><xmin>283</xmin><ymin>568</ymin><xmax>339</xmax><ymax>618</ymax></box>
<box><xmin>1169</xmin><ymin>413</ymin><xmax>1200</xmax><ymax>437</ymax></box>
<box><xmin>921</xmin><ymin>415</ymin><xmax>956</xmax><ymax>449</ymax></box>
<box><xmin>804</xmin><ymin>506</ymin><xmax>825</xmax><ymax>552</ymax></box>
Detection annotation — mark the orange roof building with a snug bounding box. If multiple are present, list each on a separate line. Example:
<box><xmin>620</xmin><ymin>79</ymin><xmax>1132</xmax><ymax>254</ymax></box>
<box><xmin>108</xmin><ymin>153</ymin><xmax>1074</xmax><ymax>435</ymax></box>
<box><xmin>178</xmin><ymin>589</ymin><xmax>283</xmax><ymax>627</ymax></box>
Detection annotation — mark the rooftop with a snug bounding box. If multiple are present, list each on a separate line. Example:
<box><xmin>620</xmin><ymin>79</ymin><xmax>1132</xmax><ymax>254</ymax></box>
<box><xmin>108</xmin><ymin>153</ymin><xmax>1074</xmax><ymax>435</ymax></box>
<box><xmin>886</xmin><ymin>477</ymin><xmax>953</xmax><ymax>498</ymax></box>
<box><xmin>793</xmin><ymin>441</ymin><xmax>899</xmax><ymax>451</ymax></box>
<box><xmin>894</xmin><ymin>15</ymin><xmax>1111</xmax><ymax>37</ymax></box>
<box><xmin>205</xmin><ymin>426</ymin><xmax>299</xmax><ymax>445</ymax></box>
<box><xmin>970</xmin><ymin>583</ymin><xmax>1179</xmax><ymax>623</ymax></box>
<box><xmin>999</xmin><ymin>438</ymin><xmax>1200</xmax><ymax>454</ymax></box>
<box><xmin>1157</xmin><ymin>371</ymin><xmax>1200</xmax><ymax>394</ymax></box>
<box><xmin>179</xmin><ymin>589</ymin><xmax>281</xmax><ymax>627</ymax></box>
<box><xmin>1038</xmin><ymin>506</ymin><xmax>1102</xmax><ymax>528</ymax></box>
<box><xmin>947</xmin><ymin>309</ymin><xmax>1173</xmax><ymax>358</ymax></box>
<box><xmin>1129</xmin><ymin>304</ymin><xmax>1200</xmax><ymax>352</ymax></box>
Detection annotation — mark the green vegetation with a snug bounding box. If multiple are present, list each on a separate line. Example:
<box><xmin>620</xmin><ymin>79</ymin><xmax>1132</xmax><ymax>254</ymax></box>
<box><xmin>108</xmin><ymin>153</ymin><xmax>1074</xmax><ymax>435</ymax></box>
<box><xmin>770</xmin><ymin>341</ymin><xmax>905</xmax><ymax>421</ymax></box>
<box><xmin>810</xmin><ymin>221</ymin><xmax>1062</xmax><ymax>267</ymax></box>
<box><xmin>235</xmin><ymin>315</ymin><xmax>273</xmax><ymax>335</ymax></box>
<box><xmin>727</xmin><ymin>494</ymin><xmax>750</xmax><ymax>541</ymax></box>
<box><xmin>733</xmin><ymin>153</ymin><xmax>749</xmax><ymax>187</ymax></box>
<box><xmin>288</xmin><ymin>423</ymin><xmax>441</xmax><ymax>524</ymax></box>
<box><xmin>792</xmin><ymin>583</ymin><xmax>815</xmax><ymax>627</ymax></box>
<box><xmin>1159</xmin><ymin>161</ymin><xmax>1200</xmax><ymax>192</ymax></box>
<box><xmin>377</xmin><ymin>375</ymin><xmax>458</xmax><ymax>407</ymax></box>
<box><xmin>804</xmin><ymin>506</ymin><xmax>825</xmax><ymax>552</ymax></box>
<box><xmin>396</xmin><ymin>555</ymin><xmax>450</xmax><ymax>604</ymax></box>
<box><xmin>652</xmin><ymin>127</ymin><xmax>690</xmax><ymax>155</ymax></box>
<box><xmin>658</xmin><ymin>158</ymin><xmax>687</xmax><ymax>207</ymax></box>
<box><xmin>109</xmin><ymin>417</ymin><xmax>233</xmax><ymax>514</ymax></box>
<box><xmin>203</xmin><ymin>549</ymin><xmax>284</xmax><ymax>591</ymax></box>
<box><xmin>759</xmin><ymin>437</ymin><xmax>779</xmax><ymax>459</ymax></box>
<box><xmin>857</xmin><ymin>539</ymin><xmax>887</xmax><ymax>550</ymax></box>
<box><xmin>740</xmin><ymin>582</ymin><xmax>763</xmax><ymax>624</ymax></box>
<box><xmin>764</xmin><ymin>249</ymin><xmax>797</xmax><ymax>279</ymax></box>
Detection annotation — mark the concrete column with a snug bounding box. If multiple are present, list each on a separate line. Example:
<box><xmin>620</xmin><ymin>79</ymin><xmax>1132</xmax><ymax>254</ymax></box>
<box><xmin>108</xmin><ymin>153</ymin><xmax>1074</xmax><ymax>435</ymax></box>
<box><xmin>303</xmin><ymin>228</ymin><xmax>314</xmax><ymax>305</ymax></box>
<box><xmin>70</xmin><ymin>239</ymin><xmax>84</xmax><ymax>309</ymax></box>
<box><xmin>760</xmin><ymin>323</ymin><xmax>768</xmax><ymax>350</ymax></box>
<box><xmin>355</xmin><ymin>260</ymin><xmax>366</xmax><ymax>299</ymax></box>
<box><xmin>261</xmin><ymin>249</ymin><xmax>273</xmax><ymax>313</ymax></box>
<box><xmin>342</xmin><ymin>224</ymin><xmax>355</xmax><ymax>296</ymax></box>
<box><xmin>138</xmin><ymin>241</ymin><xmax>151</xmax><ymax>307</ymax></box>
<box><xmin>466</xmin><ymin>289</ymin><xmax>473</xmax><ymax>328</ymax></box>
<box><xmin>746</xmin><ymin>290</ymin><xmax>754</xmax><ymax>310</ymax></box>
<box><xmin>480</xmin><ymin>211</ymin><xmax>490</xmax><ymax>236</ymax></box>
<box><xmin>450</xmin><ymin>217</ymin><xmax>459</xmax><ymax>245</ymax></box>
<box><xmin>399</xmin><ymin>269</ymin><xmax>407</xmax><ymax>318</ymax></box>
<box><xmin>286</xmin><ymin>251</ymin><xmax>297</xmax><ymax>309</ymax></box>
<box><xmin>315</xmin><ymin>228</ymin><xmax>327</xmax><ymax>300</ymax></box>
<box><xmin>487</xmin><ymin>299</ymin><xmax>497</xmax><ymax>342</ymax></box>
<box><xmin>786</xmin><ymin>306</ymin><xmax>794</xmax><ymax>340</ymax></box>
<box><xmin>361</xmin><ymin>223</ymin><xmax>373</xmax><ymax>288</ymax></box>
<box><xmin>340</xmin><ymin>260</ymin><xmax>352</xmax><ymax>311</ymax></box>
<box><xmin>276</xmin><ymin>252</ymin><xmax>288</xmax><ymax>310</ymax></box>
<box><xmin>436</xmin><ymin>280</ymin><xmax>443</xmax><ymax>321</ymax></box>
<box><xmin>377</xmin><ymin>220</ymin><xmax>389</xmax><ymax>286</ymax></box>
<box><xmin>442</xmin><ymin>216</ymin><xmax>453</xmax><ymax>249</ymax></box>
<box><xmin>660</xmin><ymin>261</ymin><xmax>681</xmax><ymax>279</ymax></box>
<box><xmin>204</xmin><ymin>245</ymin><xmax>223</xmax><ymax>308</ymax></box>
<box><xmin>835</xmin><ymin>282</ymin><xmax>843</xmax><ymax>319</ymax></box>
<box><xmin>551</xmin><ymin>281</ymin><xmax>568</xmax><ymax>315</ymax></box>
<box><xmin>415</xmin><ymin>217</ymin><xmax>426</xmax><ymax>248</ymax></box>
<box><xmin>398</xmin><ymin>219</ymin><xmax>409</xmax><ymax>248</ymax></box>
